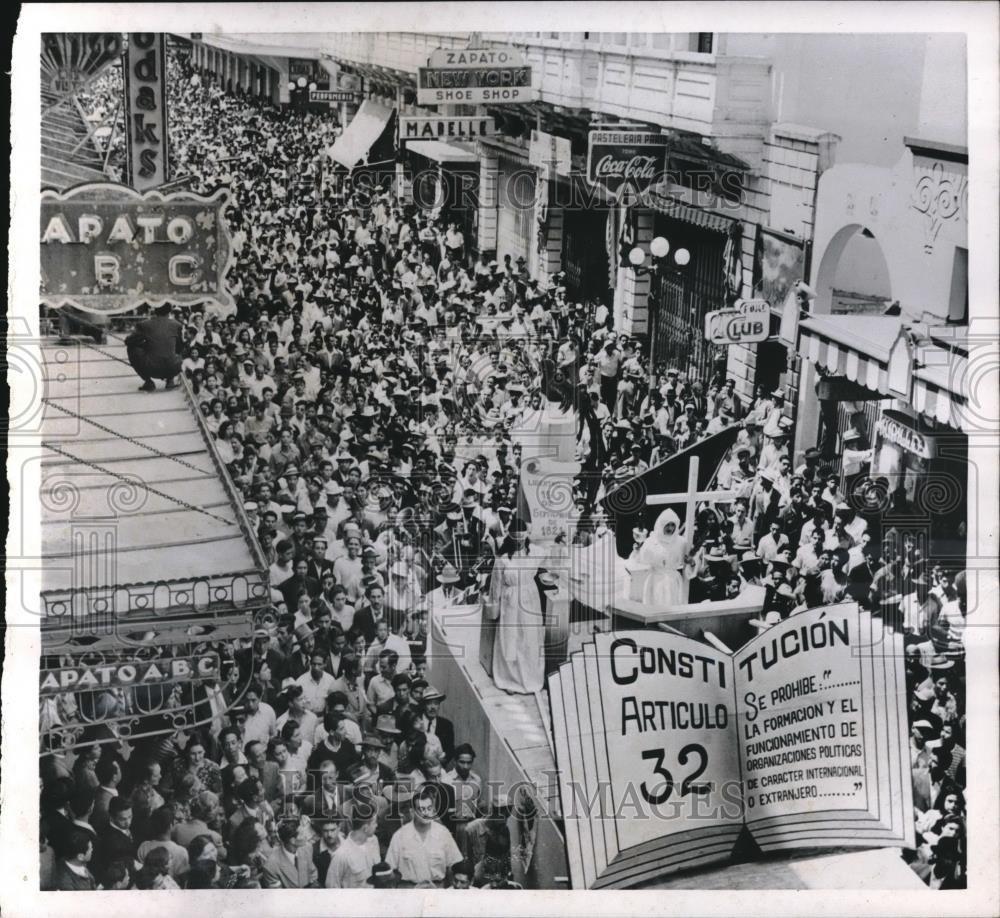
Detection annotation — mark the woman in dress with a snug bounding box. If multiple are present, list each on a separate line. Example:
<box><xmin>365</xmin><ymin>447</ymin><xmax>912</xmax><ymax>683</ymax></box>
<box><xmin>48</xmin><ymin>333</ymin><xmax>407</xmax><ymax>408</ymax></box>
<box><xmin>488</xmin><ymin>520</ymin><xmax>546</xmax><ymax>695</ymax></box>
<box><xmin>638</xmin><ymin>509</ymin><xmax>689</xmax><ymax>608</ymax></box>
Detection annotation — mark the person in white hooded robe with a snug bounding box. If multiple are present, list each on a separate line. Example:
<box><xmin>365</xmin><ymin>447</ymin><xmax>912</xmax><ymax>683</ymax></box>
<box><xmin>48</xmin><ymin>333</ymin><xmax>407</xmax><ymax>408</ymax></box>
<box><xmin>487</xmin><ymin>521</ymin><xmax>546</xmax><ymax>695</ymax></box>
<box><xmin>638</xmin><ymin>509</ymin><xmax>688</xmax><ymax>607</ymax></box>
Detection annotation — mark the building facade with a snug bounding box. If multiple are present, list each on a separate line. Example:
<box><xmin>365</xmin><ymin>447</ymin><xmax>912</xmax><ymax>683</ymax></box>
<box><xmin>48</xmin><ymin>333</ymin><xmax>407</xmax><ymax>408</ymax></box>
<box><xmin>190</xmin><ymin>31</ymin><xmax>968</xmax><ymax>416</ymax></box>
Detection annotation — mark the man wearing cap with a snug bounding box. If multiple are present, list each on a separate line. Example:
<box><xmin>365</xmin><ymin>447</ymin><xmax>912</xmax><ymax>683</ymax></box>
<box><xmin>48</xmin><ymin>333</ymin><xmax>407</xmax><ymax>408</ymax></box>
<box><xmin>386</xmin><ymin>785</ymin><xmax>464</xmax><ymax>888</ymax></box>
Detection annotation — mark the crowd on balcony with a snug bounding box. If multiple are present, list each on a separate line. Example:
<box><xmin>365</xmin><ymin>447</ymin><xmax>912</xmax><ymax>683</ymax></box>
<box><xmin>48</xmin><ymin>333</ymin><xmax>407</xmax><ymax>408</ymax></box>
<box><xmin>40</xmin><ymin>46</ymin><xmax>967</xmax><ymax>891</ymax></box>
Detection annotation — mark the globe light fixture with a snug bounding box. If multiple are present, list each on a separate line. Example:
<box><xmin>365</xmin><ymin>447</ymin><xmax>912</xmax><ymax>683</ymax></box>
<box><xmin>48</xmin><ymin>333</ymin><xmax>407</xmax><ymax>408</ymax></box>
<box><xmin>297</xmin><ymin>76</ymin><xmax>308</xmax><ymax>88</ymax></box>
<box><xmin>674</xmin><ymin>248</ymin><xmax>691</xmax><ymax>267</ymax></box>
<box><xmin>628</xmin><ymin>246</ymin><xmax>646</xmax><ymax>266</ymax></box>
<box><xmin>650</xmin><ymin>236</ymin><xmax>670</xmax><ymax>258</ymax></box>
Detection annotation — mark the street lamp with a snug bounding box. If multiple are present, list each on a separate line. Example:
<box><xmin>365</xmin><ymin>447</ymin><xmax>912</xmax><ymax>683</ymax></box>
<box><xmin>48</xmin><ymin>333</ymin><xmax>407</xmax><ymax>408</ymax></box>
<box><xmin>627</xmin><ymin>237</ymin><xmax>690</xmax><ymax>276</ymax></box>
<box><xmin>627</xmin><ymin>236</ymin><xmax>693</xmax><ymax>384</ymax></box>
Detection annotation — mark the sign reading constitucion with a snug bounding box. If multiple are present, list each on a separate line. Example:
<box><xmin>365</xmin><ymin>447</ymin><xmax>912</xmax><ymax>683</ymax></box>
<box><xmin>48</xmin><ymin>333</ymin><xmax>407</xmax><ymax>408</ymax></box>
<box><xmin>587</xmin><ymin>130</ymin><xmax>669</xmax><ymax>194</ymax></box>
<box><xmin>549</xmin><ymin>603</ymin><xmax>913</xmax><ymax>889</ymax></box>
<box><xmin>40</xmin><ymin>183</ymin><xmax>235</xmax><ymax>315</ymax></box>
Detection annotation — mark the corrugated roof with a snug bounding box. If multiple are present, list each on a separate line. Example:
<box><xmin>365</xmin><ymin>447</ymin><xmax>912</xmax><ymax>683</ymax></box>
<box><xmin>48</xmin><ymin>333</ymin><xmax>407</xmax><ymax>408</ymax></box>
<box><xmin>40</xmin><ymin>340</ymin><xmax>267</xmax><ymax>641</ymax></box>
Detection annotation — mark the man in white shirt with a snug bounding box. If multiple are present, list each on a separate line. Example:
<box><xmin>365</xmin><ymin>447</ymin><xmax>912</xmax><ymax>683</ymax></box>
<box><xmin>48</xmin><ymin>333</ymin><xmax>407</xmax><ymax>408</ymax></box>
<box><xmin>326</xmin><ymin>812</ymin><xmax>380</xmax><ymax>888</ymax></box>
<box><xmin>756</xmin><ymin>521</ymin><xmax>790</xmax><ymax>563</ymax></box>
<box><xmin>385</xmin><ymin>787</ymin><xmax>463</xmax><ymax>888</ymax></box>
<box><xmin>295</xmin><ymin>651</ymin><xmax>337</xmax><ymax>715</ymax></box>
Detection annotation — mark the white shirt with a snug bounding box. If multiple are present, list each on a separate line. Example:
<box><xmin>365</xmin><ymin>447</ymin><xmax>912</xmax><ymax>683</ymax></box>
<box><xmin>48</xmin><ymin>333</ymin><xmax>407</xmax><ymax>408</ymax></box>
<box><xmin>325</xmin><ymin>834</ymin><xmax>380</xmax><ymax>889</ymax></box>
<box><xmin>295</xmin><ymin>670</ymin><xmax>337</xmax><ymax>714</ymax></box>
<box><xmin>386</xmin><ymin>821</ymin><xmax>463</xmax><ymax>886</ymax></box>
<box><xmin>242</xmin><ymin>702</ymin><xmax>278</xmax><ymax>746</ymax></box>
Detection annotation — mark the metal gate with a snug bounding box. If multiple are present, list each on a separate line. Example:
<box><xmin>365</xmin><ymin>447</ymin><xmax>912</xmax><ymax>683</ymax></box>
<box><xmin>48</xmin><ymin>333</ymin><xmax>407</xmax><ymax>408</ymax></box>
<box><xmin>648</xmin><ymin>264</ymin><xmax>727</xmax><ymax>386</ymax></box>
<box><xmin>646</xmin><ymin>216</ymin><xmax>729</xmax><ymax>386</ymax></box>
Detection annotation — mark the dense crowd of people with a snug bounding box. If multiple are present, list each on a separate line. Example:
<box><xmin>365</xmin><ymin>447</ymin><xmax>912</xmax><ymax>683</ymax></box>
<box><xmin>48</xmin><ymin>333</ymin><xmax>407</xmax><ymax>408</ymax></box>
<box><xmin>41</xmin><ymin>44</ymin><xmax>967</xmax><ymax>890</ymax></box>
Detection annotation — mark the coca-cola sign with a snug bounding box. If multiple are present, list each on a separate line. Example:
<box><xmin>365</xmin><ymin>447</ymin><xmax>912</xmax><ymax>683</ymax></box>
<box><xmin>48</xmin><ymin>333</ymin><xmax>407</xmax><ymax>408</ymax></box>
<box><xmin>587</xmin><ymin>130</ymin><xmax>669</xmax><ymax>193</ymax></box>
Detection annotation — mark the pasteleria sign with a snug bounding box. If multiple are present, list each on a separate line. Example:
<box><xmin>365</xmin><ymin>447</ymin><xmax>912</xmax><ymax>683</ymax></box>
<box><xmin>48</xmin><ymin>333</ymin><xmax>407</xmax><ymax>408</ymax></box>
<box><xmin>705</xmin><ymin>298</ymin><xmax>771</xmax><ymax>345</ymax></box>
<box><xmin>400</xmin><ymin>115</ymin><xmax>497</xmax><ymax>141</ymax></box>
<box><xmin>40</xmin><ymin>653</ymin><xmax>220</xmax><ymax>695</ymax></box>
<box><xmin>587</xmin><ymin>129</ymin><xmax>669</xmax><ymax>194</ymax></box>
<box><xmin>40</xmin><ymin>183</ymin><xmax>235</xmax><ymax>315</ymax></box>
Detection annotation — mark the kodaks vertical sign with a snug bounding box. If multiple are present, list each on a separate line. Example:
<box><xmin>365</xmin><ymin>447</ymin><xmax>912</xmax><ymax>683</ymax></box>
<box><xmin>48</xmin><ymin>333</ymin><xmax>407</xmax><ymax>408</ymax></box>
<box><xmin>124</xmin><ymin>33</ymin><xmax>169</xmax><ymax>190</ymax></box>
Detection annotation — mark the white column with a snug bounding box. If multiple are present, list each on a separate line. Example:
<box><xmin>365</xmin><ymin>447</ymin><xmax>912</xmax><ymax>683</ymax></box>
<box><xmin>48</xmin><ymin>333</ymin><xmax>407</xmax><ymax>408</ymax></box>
<box><xmin>477</xmin><ymin>145</ymin><xmax>499</xmax><ymax>254</ymax></box>
<box><xmin>617</xmin><ymin>209</ymin><xmax>654</xmax><ymax>335</ymax></box>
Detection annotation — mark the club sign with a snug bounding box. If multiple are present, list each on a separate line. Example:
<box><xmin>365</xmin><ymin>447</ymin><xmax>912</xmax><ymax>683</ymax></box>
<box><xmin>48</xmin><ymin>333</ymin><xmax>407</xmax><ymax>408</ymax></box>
<box><xmin>705</xmin><ymin>299</ymin><xmax>771</xmax><ymax>345</ymax></box>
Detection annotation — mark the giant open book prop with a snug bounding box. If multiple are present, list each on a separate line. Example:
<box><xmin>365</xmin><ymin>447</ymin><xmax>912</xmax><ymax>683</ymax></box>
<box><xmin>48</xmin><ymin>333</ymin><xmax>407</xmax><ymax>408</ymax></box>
<box><xmin>548</xmin><ymin>604</ymin><xmax>914</xmax><ymax>889</ymax></box>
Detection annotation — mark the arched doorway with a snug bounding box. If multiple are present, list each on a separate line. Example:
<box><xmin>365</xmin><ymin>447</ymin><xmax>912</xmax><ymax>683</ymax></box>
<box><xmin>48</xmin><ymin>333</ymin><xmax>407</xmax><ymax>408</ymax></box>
<box><xmin>804</xmin><ymin>223</ymin><xmax>896</xmax><ymax>464</ymax></box>
<box><xmin>814</xmin><ymin>223</ymin><xmax>893</xmax><ymax>317</ymax></box>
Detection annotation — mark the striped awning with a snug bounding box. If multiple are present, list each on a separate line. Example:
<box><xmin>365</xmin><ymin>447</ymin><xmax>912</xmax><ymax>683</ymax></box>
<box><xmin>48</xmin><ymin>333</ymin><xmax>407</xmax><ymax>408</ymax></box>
<box><xmin>912</xmin><ymin>356</ymin><xmax>970</xmax><ymax>432</ymax></box>
<box><xmin>798</xmin><ymin>316</ymin><xmax>903</xmax><ymax>395</ymax></box>
<box><xmin>639</xmin><ymin>186</ymin><xmax>736</xmax><ymax>233</ymax></box>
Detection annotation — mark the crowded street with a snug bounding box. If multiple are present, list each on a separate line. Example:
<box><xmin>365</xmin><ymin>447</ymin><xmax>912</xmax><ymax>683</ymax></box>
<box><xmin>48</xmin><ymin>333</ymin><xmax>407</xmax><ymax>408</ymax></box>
<box><xmin>28</xmin><ymin>24</ymin><xmax>984</xmax><ymax>899</ymax></box>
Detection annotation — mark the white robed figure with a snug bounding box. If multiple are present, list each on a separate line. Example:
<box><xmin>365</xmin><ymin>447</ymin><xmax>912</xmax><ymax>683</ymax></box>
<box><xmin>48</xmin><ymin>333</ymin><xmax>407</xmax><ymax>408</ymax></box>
<box><xmin>638</xmin><ymin>509</ymin><xmax>688</xmax><ymax>607</ymax></box>
<box><xmin>487</xmin><ymin>523</ymin><xmax>546</xmax><ymax>694</ymax></box>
